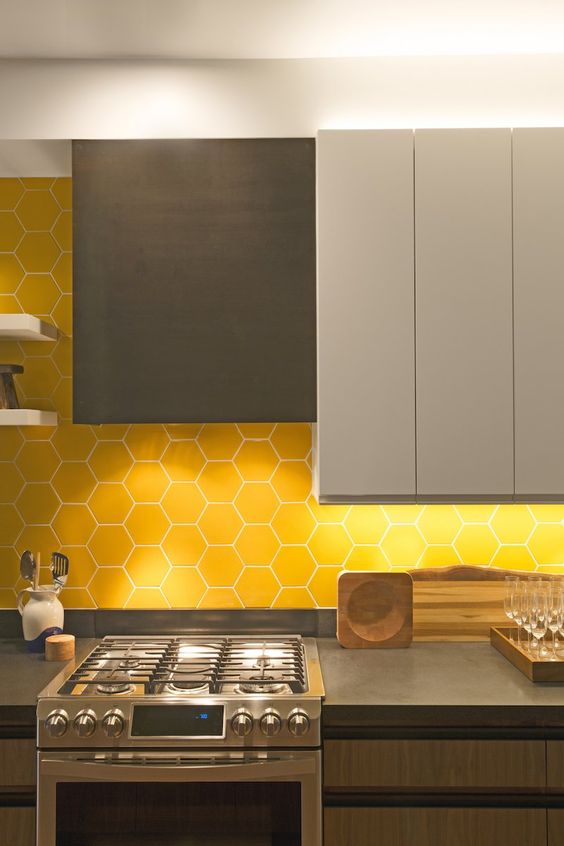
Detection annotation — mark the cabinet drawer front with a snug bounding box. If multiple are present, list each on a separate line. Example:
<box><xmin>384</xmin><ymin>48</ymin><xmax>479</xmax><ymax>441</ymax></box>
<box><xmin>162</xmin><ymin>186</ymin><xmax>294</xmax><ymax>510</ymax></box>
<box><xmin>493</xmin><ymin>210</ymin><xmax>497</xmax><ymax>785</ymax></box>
<box><xmin>0</xmin><ymin>807</ymin><xmax>35</xmax><ymax>846</ymax></box>
<box><xmin>324</xmin><ymin>740</ymin><xmax>545</xmax><ymax>789</ymax></box>
<box><xmin>547</xmin><ymin>741</ymin><xmax>564</xmax><ymax>787</ymax></box>
<box><xmin>0</xmin><ymin>739</ymin><xmax>36</xmax><ymax>786</ymax></box>
<box><xmin>324</xmin><ymin>808</ymin><xmax>546</xmax><ymax>846</ymax></box>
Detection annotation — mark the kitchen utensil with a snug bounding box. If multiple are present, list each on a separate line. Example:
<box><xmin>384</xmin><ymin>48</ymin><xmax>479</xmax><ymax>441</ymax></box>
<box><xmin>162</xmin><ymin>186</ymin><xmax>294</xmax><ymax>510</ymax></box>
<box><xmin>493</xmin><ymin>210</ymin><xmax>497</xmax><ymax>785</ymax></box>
<box><xmin>17</xmin><ymin>586</ymin><xmax>64</xmax><ymax>652</ymax></box>
<box><xmin>0</xmin><ymin>364</ymin><xmax>23</xmax><ymax>409</ymax></box>
<box><xmin>50</xmin><ymin>552</ymin><xmax>69</xmax><ymax>594</ymax></box>
<box><xmin>19</xmin><ymin>550</ymin><xmax>35</xmax><ymax>584</ymax></box>
<box><xmin>34</xmin><ymin>550</ymin><xmax>40</xmax><ymax>591</ymax></box>
<box><xmin>337</xmin><ymin>572</ymin><xmax>413</xmax><ymax>648</ymax></box>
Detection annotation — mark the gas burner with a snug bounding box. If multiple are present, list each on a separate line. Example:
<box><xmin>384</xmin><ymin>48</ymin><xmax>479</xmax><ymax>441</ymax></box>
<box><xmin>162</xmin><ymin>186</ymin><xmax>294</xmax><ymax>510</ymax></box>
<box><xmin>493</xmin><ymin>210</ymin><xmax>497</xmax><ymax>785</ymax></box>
<box><xmin>96</xmin><ymin>682</ymin><xmax>136</xmax><ymax>695</ymax></box>
<box><xmin>235</xmin><ymin>675</ymin><xmax>291</xmax><ymax>696</ymax></box>
<box><xmin>164</xmin><ymin>681</ymin><xmax>210</xmax><ymax>695</ymax></box>
<box><xmin>119</xmin><ymin>659</ymin><xmax>140</xmax><ymax>670</ymax></box>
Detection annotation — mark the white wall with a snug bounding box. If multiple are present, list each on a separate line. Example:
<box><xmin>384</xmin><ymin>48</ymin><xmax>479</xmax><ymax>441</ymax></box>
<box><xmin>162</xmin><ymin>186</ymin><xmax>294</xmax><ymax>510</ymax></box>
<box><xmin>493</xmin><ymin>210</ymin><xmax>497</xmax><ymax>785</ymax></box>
<box><xmin>2</xmin><ymin>55</ymin><xmax>564</xmax><ymax>161</ymax></box>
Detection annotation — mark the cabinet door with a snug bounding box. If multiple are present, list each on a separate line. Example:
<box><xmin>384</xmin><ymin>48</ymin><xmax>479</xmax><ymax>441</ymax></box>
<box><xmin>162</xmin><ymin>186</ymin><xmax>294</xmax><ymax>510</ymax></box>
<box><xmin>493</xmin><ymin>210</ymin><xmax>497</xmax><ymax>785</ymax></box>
<box><xmin>325</xmin><ymin>808</ymin><xmax>546</xmax><ymax>846</ymax></box>
<box><xmin>415</xmin><ymin>129</ymin><xmax>513</xmax><ymax>499</ymax></box>
<box><xmin>316</xmin><ymin>130</ymin><xmax>415</xmax><ymax>502</ymax></box>
<box><xmin>549</xmin><ymin>810</ymin><xmax>564</xmax><ymax>846</ymax></box>
<box><xmin>0</xmin><ymin>808</ymin><xmax>34</xmax><ymax>846</ymax></box>
<box><xmin>513</xmin><ymin>128</ymin><xmax>564</xmax><ymax>498</ymax></box>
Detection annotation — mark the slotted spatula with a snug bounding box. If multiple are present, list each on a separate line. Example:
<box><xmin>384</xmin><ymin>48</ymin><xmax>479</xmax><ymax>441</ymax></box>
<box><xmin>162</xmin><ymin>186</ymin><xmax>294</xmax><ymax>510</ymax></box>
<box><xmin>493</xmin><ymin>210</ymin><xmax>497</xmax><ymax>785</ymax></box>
<box><xmin>50</xmin><ymin>552</ymin><xmax>69</xmax><ymax>594</ymax></box>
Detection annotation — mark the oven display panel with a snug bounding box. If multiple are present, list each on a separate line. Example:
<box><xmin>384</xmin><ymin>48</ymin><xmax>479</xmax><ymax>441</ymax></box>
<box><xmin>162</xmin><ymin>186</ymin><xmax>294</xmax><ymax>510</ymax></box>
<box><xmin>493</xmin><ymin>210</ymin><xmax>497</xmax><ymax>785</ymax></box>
<box><xmin>131</xmin><ymin>705</ymin><xmax>225</xmax><ymax>737</ymax></box>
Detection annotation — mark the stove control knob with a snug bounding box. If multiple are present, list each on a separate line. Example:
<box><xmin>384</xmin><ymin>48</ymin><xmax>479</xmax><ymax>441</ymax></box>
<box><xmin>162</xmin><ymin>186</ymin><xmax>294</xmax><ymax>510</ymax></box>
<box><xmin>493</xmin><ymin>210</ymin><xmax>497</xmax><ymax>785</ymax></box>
<box><xmin>288</xmin><ymin>710</ymin><xmax>310</xmax><ymax>738</ymax></box>
<box><xmin>45</xmin><ymin>710</ymin><xmax>68</xmax><ymax>738</ymax></box>
<box><xmin>231</xmin><ymin>710</ymin><xmax>253</xmax><ymax>738</ymax></box>
<box><xmin>102</xmin><ymin>710</ymin><xmax>125</xmax><ymax>738</ymax></box>
<box><xmin>73</xmin><ymin>710</ymin><xmax>97</xmax><ymax>738</ymax></box>
<box><xmin>260</xmin><ymin>710</ymin><xmax>282</xmax><ymax>737</ymax></box>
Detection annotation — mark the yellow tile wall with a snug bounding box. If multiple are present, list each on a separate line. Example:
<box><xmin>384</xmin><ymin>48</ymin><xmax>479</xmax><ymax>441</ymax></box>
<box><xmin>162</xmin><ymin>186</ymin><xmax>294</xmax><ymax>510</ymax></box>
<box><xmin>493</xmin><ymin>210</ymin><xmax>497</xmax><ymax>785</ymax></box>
<box><xmin>1</xmin><ymin>177</ymin><xmax>564</xmax><ymax>609</ymax></box>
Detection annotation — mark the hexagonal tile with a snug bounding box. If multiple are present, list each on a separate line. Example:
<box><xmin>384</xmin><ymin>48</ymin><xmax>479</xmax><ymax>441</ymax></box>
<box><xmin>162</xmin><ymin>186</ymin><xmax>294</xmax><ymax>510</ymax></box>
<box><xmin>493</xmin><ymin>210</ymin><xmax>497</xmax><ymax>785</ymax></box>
<box><xmin>126</xmin><ymin>588</ymin><xmax>168</xmax><ymax>608</ymax></box>
<box><xmin>16</xmin><ymin>273</ymin><xmax>60</xmax><ymax>315</ymax></box>
<box><xmin>491</xmin><ymin>546</ymin><xmax>537</xmax><ymax>571</ymax></box>
<box><xmin>273</xmin><ymin>588</ymin><xmax>315</xmax><ymax>608</ymax></box>
<box><xmin>197</xmin><ymin>424</ymin><xmax>242</xmax><ymax>460</ymax></box>
<box><xmin>234</xmin><ymin>441</ymin><xmax>279</xmax><ymax>481</ymax></box>
<box><xmin>58</xmin><ymin>546</ymin><xmax>96</xmax><ymax>588</ymax></box>
<box><xmin>18</xmin><ymin>356</ymin><xmax>60</xmax><ymax>399</ymax></box>
<box><xmin>162</xmin><ymin>525</ymin><xmax>206</xmax><ymax>565</ymax></box>
<box><xmin>15</xmin><ymin>483</ymin><xmax>59</xmax><ymax>523</ymax></box>
<box><xmin>198</xmin><ymin>504</ymin><xmax>243</xmax><ymax>545</ymax></box>
<box><xmin>16</xmin><ymin>190</ymin><xmax>60</xmax><ymax>229</ymax></box>
<box><xmin>197</xmin><ymin>462</ymin><xmax>242</xmax><ymax>502</ymax></box>
<box><xmin>88</xmin><ymin>525</ymin><xmax>133</xmax><ymax>566</ymax></box>
<box><xmin>417</xmin><ymin>505</ymin><xmax>462</xmax><ymax>545</ymax></box>
<box><xmin>53</xmin><ymin>504</ymin><xmax>96</xmax><ymax>545</ymax></box>
<box><xmin>236</xmin><ymin>424</ymin><xmax>274</xmax><ymax>439</ymax></box>
<box><xmin>51</xmin><ymin>462</ymin><xmax>96</xmax><ymax>502</ymax></box>
<box><xmin>418</xmin><ymin>546</ymin><xmax>461</xmax><ymax>569</ymax></box>
<box><xmin>454</xmin><ymin>525</ymin><xmax>499</xmax><ymax>566</ymax></box>
<box><xmin>51</xmin><ymin>337</ymin><xmax>72</xmax><ymax>378</ymax></box>
<box><xmin>345</xmin><ymin>546</ymin><xmax>389</xmax><ymax>570</ymax></box>
<box><xmin>381</xmin><ymin>525</ymin><xmax>426</xmax><ymax>567</ymax></box>
<box><xmin>528</xmin><ymin>505</ymin><xmax>564</xmax><ymax>522</ymax></box>
<box><xmin>126</xmin><ymin>547</ymin><xmax>170</xmax><ymax>587</ymax></box>
<box><xmin>272</xmin><ymin>547</ymin><xmax>316</xmax><ymax>586</ymax></box>
<box><xmin>0</xmin><ymin>504</ymin><xmax>23</xmax><ymax>545</ymax></box>
<box><xmin>0</xmin><ymin>212</ymin><xmax>23</xmax><ymax>250</ymax></box>
<box><xmin>89</xmin><ymin>568</ymin><xmax>133</xmax><ymax>608</ymax></box>
<box><xmin>161</xmin><ymin>482</ymin><xmax>206</xmax><ymax>523</ymax></box>
<box><xmin>52</xmin><ymin>211</ymin><xmax>72</xmax><ymax>250</ymax></box>
<box><xmin>454</xmin><ymin>505</ymin><xmax>497</xmax><ymax>523</ymax></box>
<box><xmin>528</xmin><ymin>524</ymin><xmax>564</xmax><ymax>566</ymax></box>
<box><xmin>0</xmin><ymin>254</ymin><xmax>25</xmax><ymax>294</ymax></box>
<box><xmin>16</xmin><ymin>232</ymin><xmax>60</xmax><ymax>273</ymax></box>
<box><xmin>234</xmin><ymin>483</ymin><xmax>279</xmax><ymax>523</ymax></box>
<box><xmin>199</xmin><ymin>547</ymin><xmax>244</xmax><ymax>587</ymax></box>
<box><xmin>307</xmin><ymin>496</ymin><xmax>349</xmax><ymax>524</ymax></box>
<box><xmin>20</xmin><ymin>423</ymin><xmax>55</xmax><ymax>441</ymax></box>
<box><xmin>491</xmin><ymin>505</ymin><xmax>535</xmax><ymax>545</ymax></box>
<box><xmin>15</xmin><ymin>525</ymin><xmax>58</xmax><ymax>557</ymax></box>
<box><xmin>345</xmin><ymin>506</ymin><xmax>389</xmax><ymax>544</ymax></box>
<box><xmin>52</xmin><ymin>294</ymin><xmax>72</xmax><ymax>336</ymax></box>
<box><xmin>164</xmin><ymin>424</ymin><xmax>202</xmax><ymax>439</ymax></box>
<box><xmin>89</xmin><ymin>442</ymin><xmax>133</xmax><ymax>483</ymax></box>
<box><xmin>161</xmin><ymin>441</ymin><xmax>206</xmax><ymax>481</ymax></box>
<box><xmin>271</xmin><ymin>503</ymin><xmax>315</xmax><ymax>544</ymax></box>
<box><xmin>0</xmin><ymin>463</ymin><xmax>24</xmax><ymax>503</ymax></box>
<box><xmin>271</xmin><ymin>461</ymin><xmax>311</xmax><ymax>502</ymax></box>
<box><xmin>162</xmin><ymin>567</ymin><xmax>206</xmax><ymax>608</ymax></box>
<box><xmin>125</xmin><ymin>425</ymin><xmax>169</xmax><ymax>460</ymax></box>
<box><xmin>0</xmin><ymin>589</ymin><xmax>16</xmax><ymax>609</ymax></box>
<box><xmin>235</xmin><ymin>525</ymin><xmax>280</xmax><ymax>565</ymax></box>
<box><xmin>199</xmin><ymin>588</ymin><xmax>243</xmax><ymax>608</ymax></box>
<box><xmin>51</xmin><ymin>424</ymin><xmax>95</xmax><ymax>461</ymax></box>
<box><xmin>383</xmin><ymin>505</ymin><xmax>424</xmax><ymax>524</ymax></box>
<box><xmin>16</xmin><ymin>440</ymin><xmax>59</xmax><ymax>482</ymax></box>
<box><xmin>124</xmin><ymin>463</ymin><xmax>169</xmax><ymax>502</ymax></box>
<box><xmin>60</xmin><ymin>589</ymin><xmax>96</xmax><ymax>609</ymax></box>
<box><xmin>0</xmin><ymin>547</ymin><xmax>21</xmax><ymax>587</ymax></box>
<box><xmin>94</xmin><ymin>425</ymin><xmax>130</xmax><ymax>441</ymax></box>
<box><xmin>88</xmin><ymin>484</ymin><xmax>133</xmax><ymax>524</ymax></box>
<box><xmin>235</xmin><ymin>568</ymin><xmax>279</xmax><ymax>607</ymax></box>
<box><xmin>308</xmin><ymin>567</ymin><xmax>342</xmax><ymax>607</ymax></box>
<box><xmin>51</xmin><ymin>253</ymin><xmax>72</xmax><ymax>293</ymax></box>
<box><xmin>0</xmin><ymin>428</ymin><xmax>23</xmax><ymax>460</ymax></box>
<box><xmin>51</xmin><ymin>178</ymin><xmax>72</xmax><ymax>211</ymax></box>
<box><xmin>125</xmin><ymin>504</ymin><xmax>170</xmax><ymax>545</ymax></box>
<box><xmin>308</xmin><ymin>524</ymin><xmax>352</xmax><ymax>566</ymax></box>
<box><xmin>270</xmin><ymin>423</ymin><xmax>311</xmax><ymax>459</ymax></box>
<box><xmin>0</xmin><ymin>179</ymin><xmax>24</xmax><ymax>210</ymax></box>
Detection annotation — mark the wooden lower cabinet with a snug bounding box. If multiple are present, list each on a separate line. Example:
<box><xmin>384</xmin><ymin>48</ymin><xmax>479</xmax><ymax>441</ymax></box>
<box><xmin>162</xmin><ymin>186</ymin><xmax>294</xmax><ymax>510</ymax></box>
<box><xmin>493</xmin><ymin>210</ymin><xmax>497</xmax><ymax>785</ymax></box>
<box><xmin>0</xmin><ymin>807</ymin><xmax>35</xmax><ymax>846</ymax></box>
<box><xmin>324</xmin><ymin>807</ymin><xmax>546</xmax><ymax>846</ymax></box>
<box><xmin>549</xmin><ymin>810</ymin><xmax>564</xmax><ymax>846</ymax></box>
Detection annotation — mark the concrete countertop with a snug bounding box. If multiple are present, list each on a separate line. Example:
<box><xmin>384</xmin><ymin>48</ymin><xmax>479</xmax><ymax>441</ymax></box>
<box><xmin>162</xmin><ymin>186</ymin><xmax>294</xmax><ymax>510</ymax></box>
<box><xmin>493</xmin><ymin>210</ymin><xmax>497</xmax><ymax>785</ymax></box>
<box><xmin>317</xmin><ymin>638</ymin><xmax>564</xmax><ymax>728</ymax></box>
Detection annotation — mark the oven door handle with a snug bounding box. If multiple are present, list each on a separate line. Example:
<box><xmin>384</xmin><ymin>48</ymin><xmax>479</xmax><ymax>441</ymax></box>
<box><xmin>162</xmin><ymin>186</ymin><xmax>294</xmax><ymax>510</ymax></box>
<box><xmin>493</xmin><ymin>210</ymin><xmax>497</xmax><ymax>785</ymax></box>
<box><xmin>39</xmin><ymin>755</ymin><xmax>317</xmax><ymax>783</ymax></box>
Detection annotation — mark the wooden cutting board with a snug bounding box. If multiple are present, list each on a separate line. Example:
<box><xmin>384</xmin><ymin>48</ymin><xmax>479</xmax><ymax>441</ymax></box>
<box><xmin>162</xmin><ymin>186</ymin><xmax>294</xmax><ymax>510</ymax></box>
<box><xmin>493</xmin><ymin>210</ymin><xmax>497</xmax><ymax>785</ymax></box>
<box><xmin>337</xmin><ymin>572</ymin><xmax>413</xmax><ymax>648</ymax></box>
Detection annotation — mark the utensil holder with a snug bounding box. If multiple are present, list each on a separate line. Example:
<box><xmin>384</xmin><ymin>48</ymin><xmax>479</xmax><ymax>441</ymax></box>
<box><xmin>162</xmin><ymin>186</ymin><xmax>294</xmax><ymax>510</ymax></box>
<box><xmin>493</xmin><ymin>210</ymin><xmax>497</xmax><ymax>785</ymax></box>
<box><xmin>17</xmin><ymin>586</ymin><xmax>64</xmax><ymax>652</ymax></box>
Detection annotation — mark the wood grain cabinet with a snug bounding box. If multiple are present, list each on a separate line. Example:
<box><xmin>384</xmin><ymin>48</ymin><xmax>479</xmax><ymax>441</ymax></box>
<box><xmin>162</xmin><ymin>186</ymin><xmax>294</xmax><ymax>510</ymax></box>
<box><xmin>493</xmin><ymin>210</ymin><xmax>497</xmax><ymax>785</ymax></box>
<box><xmin>0</xmin><ymin>737</ymin><xmax>35</xmax><ymax>846</ymax></box>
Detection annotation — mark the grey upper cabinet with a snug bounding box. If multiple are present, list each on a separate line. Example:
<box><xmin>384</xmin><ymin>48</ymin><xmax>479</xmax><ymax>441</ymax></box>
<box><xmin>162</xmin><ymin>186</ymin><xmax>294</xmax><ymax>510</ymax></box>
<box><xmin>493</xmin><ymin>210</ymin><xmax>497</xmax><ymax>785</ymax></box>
<box><xmin>513</xmin><ymin>128</ymin><xmax>564</xmax><ymax>499</ymax></box>
<box><xmin>415</xmin><ymin>129</ymin><xmax>514</xmax><ymax>500</ymax></box>
<box><xmin>315</xmin><ymin>130</ymin><xmax>416</xmax><ymax>502</ymax></box>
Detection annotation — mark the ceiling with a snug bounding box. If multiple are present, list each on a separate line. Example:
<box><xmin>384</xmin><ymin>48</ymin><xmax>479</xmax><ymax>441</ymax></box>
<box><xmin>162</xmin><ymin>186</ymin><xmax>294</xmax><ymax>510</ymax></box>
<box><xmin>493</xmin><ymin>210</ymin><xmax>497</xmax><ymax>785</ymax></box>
<box><xmin>2</xmin><ymin>0</ymin><xmax>564</xmax><ymax>59</ymax></box>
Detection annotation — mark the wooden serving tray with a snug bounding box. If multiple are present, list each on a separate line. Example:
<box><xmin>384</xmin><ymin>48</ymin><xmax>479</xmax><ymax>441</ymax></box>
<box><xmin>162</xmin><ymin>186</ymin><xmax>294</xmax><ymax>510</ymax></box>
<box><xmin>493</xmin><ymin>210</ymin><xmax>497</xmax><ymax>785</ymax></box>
<box><xmin>490</xmin><ymin>627</ymin><xmax>564</xmax><ymax>682</ymax></box>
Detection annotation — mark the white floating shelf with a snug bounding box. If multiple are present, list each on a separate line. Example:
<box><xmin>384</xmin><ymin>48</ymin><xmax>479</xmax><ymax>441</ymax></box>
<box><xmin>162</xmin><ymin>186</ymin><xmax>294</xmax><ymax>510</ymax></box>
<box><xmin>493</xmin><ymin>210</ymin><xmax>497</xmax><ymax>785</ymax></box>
<box><xmin>0</xmin><ymin>314</ymin><xmax>58</xmax><ymax>341</ymax></box>
<box><xmin>0</xmin><ymin>409</ymin><xmax>58</xmax><ymax>426</ymax></box>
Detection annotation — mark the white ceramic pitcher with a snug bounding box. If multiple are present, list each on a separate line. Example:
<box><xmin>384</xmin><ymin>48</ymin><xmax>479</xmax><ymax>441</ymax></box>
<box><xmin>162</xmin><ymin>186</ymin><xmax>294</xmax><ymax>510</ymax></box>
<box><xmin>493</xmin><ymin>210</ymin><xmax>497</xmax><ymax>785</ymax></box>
<box><xmin>17</xmin><ymin>586</ymin><xmax>64</xmax><ymax>652</ymax></box>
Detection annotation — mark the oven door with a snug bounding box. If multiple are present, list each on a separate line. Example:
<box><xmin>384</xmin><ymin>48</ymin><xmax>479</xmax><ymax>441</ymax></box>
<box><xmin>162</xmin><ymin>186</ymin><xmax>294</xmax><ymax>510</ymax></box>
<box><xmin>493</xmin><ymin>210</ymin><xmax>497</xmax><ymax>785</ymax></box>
<box><xmin>37</xmin><ymin>749</ymin><xmax>321</xmax><ymax>846</ymax></box>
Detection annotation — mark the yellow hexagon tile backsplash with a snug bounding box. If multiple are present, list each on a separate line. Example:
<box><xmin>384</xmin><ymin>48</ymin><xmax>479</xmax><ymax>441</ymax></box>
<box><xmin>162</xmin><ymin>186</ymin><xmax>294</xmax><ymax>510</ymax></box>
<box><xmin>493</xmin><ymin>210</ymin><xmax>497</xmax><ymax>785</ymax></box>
<box><xmin>2</xmin><ymin>176</ymin><xmax>564</xmax><ymax>609</ymax></box>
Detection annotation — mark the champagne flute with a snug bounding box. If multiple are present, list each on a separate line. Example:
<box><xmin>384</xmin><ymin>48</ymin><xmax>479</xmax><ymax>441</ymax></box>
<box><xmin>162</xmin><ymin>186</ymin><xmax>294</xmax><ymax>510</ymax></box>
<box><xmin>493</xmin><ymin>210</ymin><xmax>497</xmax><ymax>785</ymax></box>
<box><xmin>547</xmin><ymin>581</ymin><xmax>562</xmax><ymax>661</ymax></box>
<box><xmin>512</xmin><ymin>580</ymin><xmax>525</xmax><ymax>650</ymax></box>
<box><xmin>530</xmin><ymin>585</ymin><xmax>548</xmax><ymax>657</ymax></box>
<box><xmin>504</xmin><ymin>576</ymin><xmax>519</xmax><ymax>642</ymax></box>
<box><xmin>521</xmin><ymin>582</ymin><xmax>532</xmax><ymax>653</ymax></box>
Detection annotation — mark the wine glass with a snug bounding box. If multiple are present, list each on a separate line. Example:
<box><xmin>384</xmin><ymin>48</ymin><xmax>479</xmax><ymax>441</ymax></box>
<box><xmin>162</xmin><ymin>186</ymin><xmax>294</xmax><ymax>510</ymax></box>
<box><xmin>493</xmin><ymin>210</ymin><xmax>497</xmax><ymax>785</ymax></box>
<box><xmin>504</xmin><ymin>576</ymin><xmax>519</xmax><ymax>642</ymax></box>
<box><xmin>546</xmin><ymin>581</ymin><xmax>562</xmax><ymax>661</ymax></box>
<box><xmin>512</xmin><ymin>580</ymin><xmax>525</xmax><ymax>650</ymax></box>
<box><xmin>520</xmin><ymin>582</ymin><xmax>532</xmax><ymax>653</ymax></box>
<box><xmin>529</xmin><ymin>584</ymin><xmax>548</xmax><ymax>656</ymax></box>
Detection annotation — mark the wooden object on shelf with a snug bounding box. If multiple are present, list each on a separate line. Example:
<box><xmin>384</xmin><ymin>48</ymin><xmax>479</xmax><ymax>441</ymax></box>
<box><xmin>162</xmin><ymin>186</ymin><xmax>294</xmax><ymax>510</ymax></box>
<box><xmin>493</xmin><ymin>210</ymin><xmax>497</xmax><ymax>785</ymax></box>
<box><xmin>0</xmin><ymin>409</ymin><xmax>57</xmax><ymax>426</ymax></box>
<box><xmin>490</xmin><ymin>627</ymin><xmax>564</xmax><ymax>682</ymax></box>
<box><xmin>45</xmin><ymin>634</ymin><xmax>75</xmax><ymax>662</ymax></box>
<box><xmin>337</xmin><ymin>572</ymin><xmax>413</xmax><ymax>649</ymax></box>
<box><xmin>0</xmin><ymin>364</ymin><xmax>23</xmax><ymax>409</ymax></box>
<box><xmin>0</xmin><ymin>313</ymin><xmax>57</xmax><ymax>341</ymax></box>
<box><xmin>410</xmin><ymin>564</ymin><xmax>520</xmax><ymax>642</ymax></box>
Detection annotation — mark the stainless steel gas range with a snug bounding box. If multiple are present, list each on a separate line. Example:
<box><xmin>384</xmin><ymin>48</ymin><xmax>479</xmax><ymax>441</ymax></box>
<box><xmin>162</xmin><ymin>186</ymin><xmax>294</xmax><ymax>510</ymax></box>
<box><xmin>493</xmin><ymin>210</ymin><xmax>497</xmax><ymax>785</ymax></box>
<box><xmin>37</xmin><ymin>634</ymin><xmax>324</xmax><ymax>846</ymax></box>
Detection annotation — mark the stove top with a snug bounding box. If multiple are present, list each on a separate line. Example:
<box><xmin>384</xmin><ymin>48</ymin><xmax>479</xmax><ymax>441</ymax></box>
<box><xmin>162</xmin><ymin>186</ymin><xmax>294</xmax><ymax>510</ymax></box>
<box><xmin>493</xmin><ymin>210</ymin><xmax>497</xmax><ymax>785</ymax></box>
<box><xmin>37</xmin><ymin>635</ymin><xmax>324</xmax><ymax>750</ymax></box>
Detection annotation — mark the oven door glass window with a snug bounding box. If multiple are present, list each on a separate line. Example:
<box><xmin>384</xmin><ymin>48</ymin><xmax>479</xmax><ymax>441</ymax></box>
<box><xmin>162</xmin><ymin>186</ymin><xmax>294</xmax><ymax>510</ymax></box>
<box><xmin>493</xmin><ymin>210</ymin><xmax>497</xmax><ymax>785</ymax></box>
<box><xmin>55</xmin><ymin>781</ymin><xmax>301</xmax><ymax>846</ymax></box>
